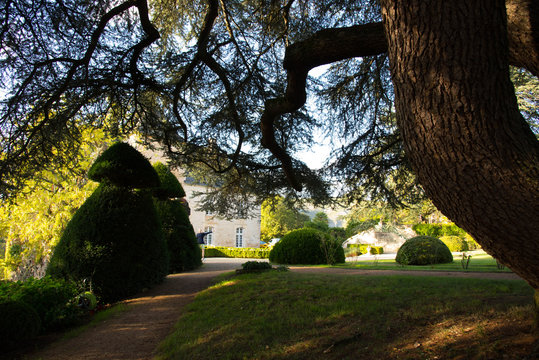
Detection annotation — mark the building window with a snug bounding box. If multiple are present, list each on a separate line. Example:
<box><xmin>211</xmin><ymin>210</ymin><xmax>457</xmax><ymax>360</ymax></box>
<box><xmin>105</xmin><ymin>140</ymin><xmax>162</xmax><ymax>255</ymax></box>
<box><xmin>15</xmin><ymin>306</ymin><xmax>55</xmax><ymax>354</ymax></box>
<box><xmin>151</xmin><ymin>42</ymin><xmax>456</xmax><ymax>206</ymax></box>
<box><xmin>204</xmin><ymin>226</ymin><xmax>214</xmax><ymax>245</ymax></box>
<box><xmin>235</xmin><ymin>227</ymin><xmax>244</xmax><ymax>247</ymax></box>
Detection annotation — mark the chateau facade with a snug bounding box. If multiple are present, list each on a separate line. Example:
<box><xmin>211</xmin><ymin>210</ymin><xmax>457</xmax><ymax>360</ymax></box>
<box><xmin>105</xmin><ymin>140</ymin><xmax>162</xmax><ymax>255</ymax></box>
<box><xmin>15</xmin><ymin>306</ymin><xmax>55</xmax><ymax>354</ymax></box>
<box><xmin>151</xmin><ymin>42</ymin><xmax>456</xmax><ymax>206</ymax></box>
<box><xmin>134</xmin><ymin>140</ymin><xmax>262</xmax><ymax>248</ymax></box>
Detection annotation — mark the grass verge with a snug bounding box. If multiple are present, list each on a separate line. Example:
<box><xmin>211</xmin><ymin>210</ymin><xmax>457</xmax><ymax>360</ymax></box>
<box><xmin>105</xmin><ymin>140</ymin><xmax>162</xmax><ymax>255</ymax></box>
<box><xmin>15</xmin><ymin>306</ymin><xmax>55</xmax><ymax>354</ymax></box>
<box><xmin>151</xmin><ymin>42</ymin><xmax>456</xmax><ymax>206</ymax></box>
<box><xmin>156</xmin><ymin>271</ymin><xmax>536</xmax><ymax>360</ymax></box>
<box><xmin>339</xmin><ymin>252</ymin><xmax>513</xmax><ymax>273</ymax></box>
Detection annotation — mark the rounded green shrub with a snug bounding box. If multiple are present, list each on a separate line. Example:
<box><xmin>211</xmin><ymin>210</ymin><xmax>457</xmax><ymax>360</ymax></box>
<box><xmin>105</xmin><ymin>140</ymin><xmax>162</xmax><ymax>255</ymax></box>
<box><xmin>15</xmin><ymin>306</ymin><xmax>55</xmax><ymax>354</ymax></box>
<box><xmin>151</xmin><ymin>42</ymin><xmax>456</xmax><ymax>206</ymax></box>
<box><xmin>152</xmin><ymin>162</ymin><xmax>186</xmax><ymax>200</ymax></box>
<box><xmin>47</xmin><ymin>184</ymin><xmax>169</xmax><ymax>303</ymax></box>
<box><xmin>88</xmin><ymin>142</ymin><xmax>159</xmax><ymax>188</ymax></box>
<box><xmin>269</xmin><ymin>228</ymin><xmax>345</xmax><ymax>265</ymax></box>
<box><xmin>396</xmin><ymin>236</ymin><xmax>453</xmax><ymax>265</ymax></box>
<box><xmin>440</xmin><ymin>236</ymin><xmax>469</xmax><ymax>252</ymax></box>
<box><xmin>0</xmin><ymin>300</ymin><xmax>41</xmax><ymax>350</ymax></box>
<box><xmin>154</xmin><ymin>199</ymin><xmax>201</xmax><ymax>273</ymax></box>
<box><xmin>241</xmin><ymin>261</ymin><xmax>273</xmax><ymax>271</ymax></box>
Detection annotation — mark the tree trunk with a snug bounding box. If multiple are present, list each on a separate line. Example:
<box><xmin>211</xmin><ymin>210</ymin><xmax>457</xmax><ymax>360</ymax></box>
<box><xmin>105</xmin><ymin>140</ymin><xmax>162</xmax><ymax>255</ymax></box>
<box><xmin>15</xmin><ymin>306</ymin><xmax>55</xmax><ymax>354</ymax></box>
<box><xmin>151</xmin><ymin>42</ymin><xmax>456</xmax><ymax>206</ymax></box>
<box><xmin>380</xmin><ymin>0</ymin><xmax>539</xmax><ymax>290</ymax></box>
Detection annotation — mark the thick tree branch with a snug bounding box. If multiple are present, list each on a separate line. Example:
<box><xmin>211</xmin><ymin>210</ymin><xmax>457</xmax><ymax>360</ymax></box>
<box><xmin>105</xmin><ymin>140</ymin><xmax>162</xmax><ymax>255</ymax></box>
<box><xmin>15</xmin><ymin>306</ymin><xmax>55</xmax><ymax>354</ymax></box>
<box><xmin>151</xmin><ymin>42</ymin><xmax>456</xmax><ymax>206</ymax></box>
<box><xmin>172</xmin><ymin>0</ymin><xmax>219</xmax><ymax>140</ymax></box>
<box><xmin>130</xmin><ymin>0</ymin><xmax>160</xmax><ymax>83</ymax></box>
<box><xmin>261</xmin><ymin>0</ymin><xmax>539</xmax><ymax>190</ymax></box>
<box><xmin>507</xmin><ymin>0</ymin><xmax>539</xmax><ymax>77</ymax></box>
<box><xmin>260</xmin><ymin>23</ymin><xmax>386</xmax><ymax>191</ymax></box>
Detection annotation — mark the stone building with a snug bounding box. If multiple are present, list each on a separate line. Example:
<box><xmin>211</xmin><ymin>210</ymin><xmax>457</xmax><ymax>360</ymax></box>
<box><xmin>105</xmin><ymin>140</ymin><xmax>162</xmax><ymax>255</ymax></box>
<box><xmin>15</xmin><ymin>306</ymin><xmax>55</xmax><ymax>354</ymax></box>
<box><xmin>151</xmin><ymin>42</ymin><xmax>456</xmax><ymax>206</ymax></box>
<box><xmin>182</xmin><ymin>177</ymin><xmax>261</xmax><ymax>248</ymax></box>
<box><xmin>134</xmin><ymin>140</ymin><xmax>261</xmax><ymax>248</ymax></box>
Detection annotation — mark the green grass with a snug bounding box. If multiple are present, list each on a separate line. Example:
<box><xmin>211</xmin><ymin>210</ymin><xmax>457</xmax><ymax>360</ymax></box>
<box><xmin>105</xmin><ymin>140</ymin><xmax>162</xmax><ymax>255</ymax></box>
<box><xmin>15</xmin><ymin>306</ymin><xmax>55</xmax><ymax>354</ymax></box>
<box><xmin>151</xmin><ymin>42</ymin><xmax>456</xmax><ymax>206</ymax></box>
<box><xmin>156</xmin><ymin>271</ymin><xmax>534</xmax><ymax>360</ymax></box>
<box><xmin>338</xmin><ymin>251</ymin><xmax>512</xmax><ymax>272</ymax></box>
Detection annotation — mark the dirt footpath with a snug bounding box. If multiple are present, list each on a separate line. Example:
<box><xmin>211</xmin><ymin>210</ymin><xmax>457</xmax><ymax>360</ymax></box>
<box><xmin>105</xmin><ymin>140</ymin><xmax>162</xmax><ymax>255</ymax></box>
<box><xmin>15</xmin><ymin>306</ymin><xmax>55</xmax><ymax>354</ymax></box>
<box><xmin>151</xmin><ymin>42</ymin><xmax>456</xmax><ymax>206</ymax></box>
<box><xmin>24</xmin><ymin>259</ymin><xmax>523</xmax><ymax>360</ymax></box>
<box><xmin>27</xmin><ymin>258</ymin><xmax>247</xmax><ymax>360</ymax></box>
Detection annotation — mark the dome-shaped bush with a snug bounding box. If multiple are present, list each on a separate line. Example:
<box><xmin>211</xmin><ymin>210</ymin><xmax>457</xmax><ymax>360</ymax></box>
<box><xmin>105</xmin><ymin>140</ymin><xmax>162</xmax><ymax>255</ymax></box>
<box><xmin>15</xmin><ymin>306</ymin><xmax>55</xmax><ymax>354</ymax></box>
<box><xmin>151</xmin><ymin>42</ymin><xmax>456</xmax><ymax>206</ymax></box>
<box><xmin>48</xmin><ymin>184</ymin><xmax>169</xmax><ymax>303</ymax></box>
<box><xmin>440</xmin><ymin>236</ymin><xmax>469</xmax><ymax>252</ymax></box>
<box><xmin>154</xmin><ymin>198</ymin><xmax>201</xmax><ymax>273</ymax></box>
<box><xmin>152</xmin><ymin>162</ymin><xmax>186</xmax><ymax>200</ymax></box>
<box><xmin>269</xmin><ymin>228</ymin><xmax>345</xmax><ymax>265</ymax></box>
<box><xmin>0</xmin><ymin>300</ymin><xmax>41</xmax><ymax>350</ymax></box>
<box><xmin>88</xmin><ymin>142</ymin><xmax>159</xmax><ymax>188</ymax></box>
<box><xmin>396</xmin><ymin>236</ymin><xmax>453</xmax><ymax>265</ymax></box>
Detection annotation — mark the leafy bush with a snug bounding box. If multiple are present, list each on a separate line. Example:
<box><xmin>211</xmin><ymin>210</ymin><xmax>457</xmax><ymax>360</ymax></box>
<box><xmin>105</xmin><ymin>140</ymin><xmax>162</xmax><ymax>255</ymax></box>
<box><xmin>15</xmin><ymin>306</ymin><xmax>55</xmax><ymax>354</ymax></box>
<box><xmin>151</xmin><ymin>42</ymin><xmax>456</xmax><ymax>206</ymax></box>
<box><xmin>347</xmin><ymin>244</ymin><xmax>371</xmax><ymax>253</ymax></box>
<box><xmin>369</xmin><ymin>246</ymin><xmax>384</xmax><ymax>255</ymax></box>
<box><xmin>87</xmin><ymin>142</ymin><xmax>159</xmax><ymax>188</ymax></box>
<box><xmin>320</xmin><ymin>235</ymin><xmax>346</xmax><ymax>265</ymax></box>
<box><xmin>412</xmin><ymin>223</ymin><xmax>467</xmax><ymax>238</ymax></box>
<box><xmin>440</xmin><ymin>236</ymin><xmax>469</xmax><ymax>252</ymax></box>
<box><xmin>328</xmin><ymin>227</ymin><xmax>347</xmax><ymax>244</ymax></box>
<box><xmin>154</xmin><ymin>199</ymin><xmax>201</xmax><ymax>273</ymax></box>
<box><xmin>241</xmin><ymin>261</ymin><xmax>272</xmax><ymax>271</ymax></box>
<box><xmin>464</xmin><ymin>234</ymin><xmax>481</xmax><ymax>250</ymax></box>
<box><xmin>345</xmin><ymin>244</ymin><xmax>384</xmax><ymax>256</ymax></box>
<box><xmin>0</xmin><ymin>276</ymin><xmax>82</xmax><ymax>330</ymax></box>
<box><xmin>269</xmin><ymin>228</ymin><xmax>345</xmax><ymax>265</ymax></box>
<box><xmin>395</xmin><ymin>236</ymin><xmax>453</xmax><ymax>265</ymax></box>
<box><xmin>47</xmin><ymin>184</ymin><xmax>169</xmax><ymax>303</ymax></box>
<box><xmin>205</xmin><ymin>247</ymin><xmax>271</xmax><ymax>259</ymax></box>
<box><xmin>0</xmin><ymin>300</ymin><xmax>41</xmax><ymax>350</ymax></box>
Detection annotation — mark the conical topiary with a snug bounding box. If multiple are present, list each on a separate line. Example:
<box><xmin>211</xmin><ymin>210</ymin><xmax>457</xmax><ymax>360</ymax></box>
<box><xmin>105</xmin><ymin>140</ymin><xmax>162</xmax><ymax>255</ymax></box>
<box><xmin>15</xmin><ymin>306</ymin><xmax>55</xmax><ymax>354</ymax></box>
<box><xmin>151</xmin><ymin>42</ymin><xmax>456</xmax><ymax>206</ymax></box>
<box><xmin>88</xmin><ymin>142</ymin><xmax>159</xmax><ymax>188</ymax></box>
<box><xmin>152</xmin><ymin>162</ymin><xmax>201</xmax><ymax>273</ymax></box>
<box><xmin>152</xmin><ymin>162</ymin><xmax>186</xmax><ymax>200</ymax></box>
<box><xmin>48</xmin><ymin>143</ymin><xmax>169</xmax><ymax>303</ymax></box>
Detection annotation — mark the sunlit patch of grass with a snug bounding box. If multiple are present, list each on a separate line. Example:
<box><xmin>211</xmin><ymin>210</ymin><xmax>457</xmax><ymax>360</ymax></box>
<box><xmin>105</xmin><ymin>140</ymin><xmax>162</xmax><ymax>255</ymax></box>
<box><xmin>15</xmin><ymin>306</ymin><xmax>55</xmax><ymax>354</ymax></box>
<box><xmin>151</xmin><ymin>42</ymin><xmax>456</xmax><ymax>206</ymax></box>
<box><xmin>156</xmin><ymin>272</ymin><xmax>535</xmax><ymax>360</ymax></box>
<box><xmin>338</xmin><ymin>252</ymin><xmax>513</xmax><ymax>272</ymax></box>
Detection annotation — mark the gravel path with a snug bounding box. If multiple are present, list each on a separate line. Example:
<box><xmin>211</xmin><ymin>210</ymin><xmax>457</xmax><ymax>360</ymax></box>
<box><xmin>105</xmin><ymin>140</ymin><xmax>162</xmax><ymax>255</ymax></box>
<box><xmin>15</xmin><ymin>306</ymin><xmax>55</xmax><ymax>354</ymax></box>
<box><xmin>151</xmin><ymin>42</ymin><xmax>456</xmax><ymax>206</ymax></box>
<box><xmin>24</xmin><ymin>258</ymin><xmax>523</xmax><ymax>360</ymax></box>
<box><xmin>27</xmin><ymin>258</ymin><xmax>250</xmax><ymax>360</ymax></box>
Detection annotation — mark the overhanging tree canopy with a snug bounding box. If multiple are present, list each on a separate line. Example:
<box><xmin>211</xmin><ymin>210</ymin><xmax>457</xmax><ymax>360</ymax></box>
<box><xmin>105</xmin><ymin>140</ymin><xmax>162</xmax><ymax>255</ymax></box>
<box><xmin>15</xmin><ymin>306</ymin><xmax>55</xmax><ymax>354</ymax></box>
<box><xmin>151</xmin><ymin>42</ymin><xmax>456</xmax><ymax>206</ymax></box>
<box><xmin>0</xmin><ymin>1</ymin><xmax>538</xmax><ymax>289</ymax></box>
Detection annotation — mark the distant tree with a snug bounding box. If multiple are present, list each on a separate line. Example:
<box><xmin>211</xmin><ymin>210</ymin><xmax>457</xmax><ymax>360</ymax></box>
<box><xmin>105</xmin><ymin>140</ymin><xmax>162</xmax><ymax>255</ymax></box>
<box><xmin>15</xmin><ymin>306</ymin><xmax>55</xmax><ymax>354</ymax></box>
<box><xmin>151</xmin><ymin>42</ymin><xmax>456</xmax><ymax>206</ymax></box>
<box><xmin>510</xmin><ymin>67</ymin><xmax>539</xmax><ymax>135</ymax></box>
<box><xmin>304</xmin><ymin>211</ymin><xmax>330</xmax><ymax>232</ymax></box>
<box><xmin>260</xmin><ymin>196</ymin><xmax>310</xmax><ymax>243</ymax></box>
<box><xmin>0</xmin><ymin>129</ymin><xmax>110</xmax><ymax>280</ymax></box>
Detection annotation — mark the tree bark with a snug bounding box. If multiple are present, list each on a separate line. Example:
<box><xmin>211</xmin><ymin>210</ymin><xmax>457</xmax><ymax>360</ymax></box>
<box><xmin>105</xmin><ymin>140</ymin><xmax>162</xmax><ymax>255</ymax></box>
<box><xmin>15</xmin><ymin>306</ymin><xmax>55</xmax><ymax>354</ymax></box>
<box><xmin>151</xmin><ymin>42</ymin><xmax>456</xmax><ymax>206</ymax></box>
<box><xmin>380</xmin><ymin>0</ymin><xmax>539</xmax><ymax>289</ymax></box>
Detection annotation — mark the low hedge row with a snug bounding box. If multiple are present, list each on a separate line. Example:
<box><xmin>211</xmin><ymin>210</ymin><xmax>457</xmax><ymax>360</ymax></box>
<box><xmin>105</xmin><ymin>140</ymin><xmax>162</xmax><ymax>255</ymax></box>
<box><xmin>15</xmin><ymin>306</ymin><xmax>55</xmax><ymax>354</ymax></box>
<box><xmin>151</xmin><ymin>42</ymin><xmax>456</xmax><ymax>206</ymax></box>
<box><xmin>412</xmin><ymin>223</ymin><xmax>467</xmax><ymax>238</ymax></box>
<box><xmin>346</xmin><ymin>244</ymin><xmax>384</xmax><ymax>255</ymax></box>
<box><xmin>369</xmin><ymin>246</ymin><xmax>384</xmax><ymax>255</ymax></box>
<box><xmin>205</xmin><ymin>246</ymin><xmax>271</xmax><ymax>259</ymax></box>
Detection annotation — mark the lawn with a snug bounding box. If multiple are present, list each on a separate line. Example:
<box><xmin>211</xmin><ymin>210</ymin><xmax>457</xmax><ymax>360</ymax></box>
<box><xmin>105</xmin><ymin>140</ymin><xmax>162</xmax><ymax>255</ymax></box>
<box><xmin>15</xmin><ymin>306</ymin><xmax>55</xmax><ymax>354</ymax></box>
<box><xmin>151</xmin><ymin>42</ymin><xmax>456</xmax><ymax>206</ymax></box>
<box><xmin>339</xmin><ymin>251</ymin><xmax>513</xmax><ymax>273</ymax></box>
<box><xmin>156</xmin><ymin>271</ymin><xmax>535</xmax><ymax>360</ymax></box>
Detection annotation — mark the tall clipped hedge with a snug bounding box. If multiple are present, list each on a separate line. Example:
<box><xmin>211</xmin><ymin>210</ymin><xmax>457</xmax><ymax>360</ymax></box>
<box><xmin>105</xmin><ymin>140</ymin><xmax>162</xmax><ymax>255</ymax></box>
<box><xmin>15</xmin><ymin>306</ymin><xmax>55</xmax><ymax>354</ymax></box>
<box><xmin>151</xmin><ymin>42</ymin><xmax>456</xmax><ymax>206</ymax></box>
<box><xmin>152</xmin><ymin>162</ymin><xmax>200</xmax><ymax>273</ymax></box>
<box><xmin>48</xmin><ymin>184</ymin><xmax>168</xmax><ymax>302</ymax></box>
<box><xmin>154</xmin><ymin>199</ymin><xmax>201</xmax><ymax>273</ymax></box>
<box><xmin>88</xmin><ymin>142</ymin><xmax>159</xmax><ymax>188</ymax></box>
<box><xmin>396</xmin><ymin>236</ymin><xmax>453</xmax><ymax>265</ymax></box>
<box><xmin>48</xmin><ymin>143</ymin><xmax>169</xmax><ymax>303</ymax></box>
<box><xmin>152</xmin><ymin>162</ymin><xmax>186</xmax><ymax>199</ymax></box>
<box><xmin>269</xmin><ymin>228</ymin><xmax>345</xmax><ymax>265</ymax></box>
